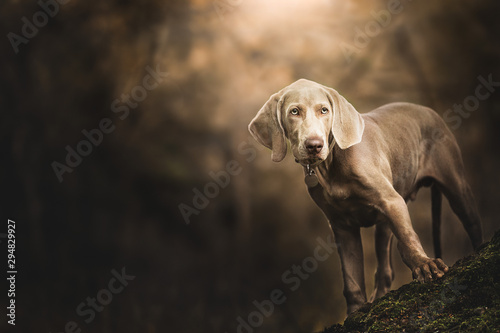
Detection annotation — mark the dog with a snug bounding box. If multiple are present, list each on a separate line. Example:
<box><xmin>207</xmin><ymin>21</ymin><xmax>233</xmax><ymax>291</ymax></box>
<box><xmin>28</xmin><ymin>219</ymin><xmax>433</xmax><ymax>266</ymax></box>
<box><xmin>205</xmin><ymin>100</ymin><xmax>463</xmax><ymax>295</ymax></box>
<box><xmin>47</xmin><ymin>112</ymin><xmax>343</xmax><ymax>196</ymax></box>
<box><xmin>248</xmin><ymin>79</ymin><xmax>483</xmax><ymax>314</ymax></box>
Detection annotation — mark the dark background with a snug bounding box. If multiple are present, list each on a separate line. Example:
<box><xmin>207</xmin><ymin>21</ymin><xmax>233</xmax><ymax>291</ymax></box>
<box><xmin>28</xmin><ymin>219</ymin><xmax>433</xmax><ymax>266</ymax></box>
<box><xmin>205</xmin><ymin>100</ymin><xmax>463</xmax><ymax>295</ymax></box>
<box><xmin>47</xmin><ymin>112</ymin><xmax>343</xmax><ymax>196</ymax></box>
<box><xmin>1</xmin><ymin>0</ymin><xmax>499</xmax><ymax>332</ymax></box>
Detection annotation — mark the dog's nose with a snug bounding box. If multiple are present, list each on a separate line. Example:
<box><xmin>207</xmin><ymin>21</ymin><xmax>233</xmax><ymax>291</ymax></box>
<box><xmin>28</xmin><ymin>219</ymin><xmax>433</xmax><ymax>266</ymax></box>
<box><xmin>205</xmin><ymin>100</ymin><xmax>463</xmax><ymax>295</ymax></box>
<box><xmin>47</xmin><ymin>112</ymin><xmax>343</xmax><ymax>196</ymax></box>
<box><xmin>305</xmin><ymin>138</ymin><xmax>324</xmax><ymax>155</ymax></box>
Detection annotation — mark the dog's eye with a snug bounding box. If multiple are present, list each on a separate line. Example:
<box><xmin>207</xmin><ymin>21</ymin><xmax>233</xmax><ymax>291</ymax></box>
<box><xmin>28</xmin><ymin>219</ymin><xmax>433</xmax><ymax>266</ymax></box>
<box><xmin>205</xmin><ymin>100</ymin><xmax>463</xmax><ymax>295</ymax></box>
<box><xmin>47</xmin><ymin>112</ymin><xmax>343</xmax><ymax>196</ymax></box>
<box><xmin>321</xmin><ymin>107</ymin><xmax>329</xmax><ymax>114</ymax></box>
<box><xmin>290</xmin><ymin>108</ymin><xmax>299</xmax><ymax>115</ymax></box>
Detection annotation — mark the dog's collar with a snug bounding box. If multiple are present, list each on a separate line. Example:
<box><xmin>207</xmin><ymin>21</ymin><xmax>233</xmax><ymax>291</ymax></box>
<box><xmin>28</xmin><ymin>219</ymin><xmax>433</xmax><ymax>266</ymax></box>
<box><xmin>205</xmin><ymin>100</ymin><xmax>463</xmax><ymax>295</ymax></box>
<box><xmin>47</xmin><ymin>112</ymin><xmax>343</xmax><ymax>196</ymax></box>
<box><xmin>304</xmin><ymin>164</ymin><xmax>319</xmax><ymax>188</ymax></box>
<box><xmin>295</xmin><ymin>141</ymin><xmax>336</xmax><ymax>189</ymax></box>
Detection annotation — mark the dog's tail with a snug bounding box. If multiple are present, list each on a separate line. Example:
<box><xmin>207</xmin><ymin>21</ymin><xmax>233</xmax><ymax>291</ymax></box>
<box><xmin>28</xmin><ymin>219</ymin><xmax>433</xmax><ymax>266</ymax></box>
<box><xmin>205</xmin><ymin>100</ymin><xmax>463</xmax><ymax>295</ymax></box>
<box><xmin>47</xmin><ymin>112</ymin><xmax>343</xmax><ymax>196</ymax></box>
<box><xmin>431</xmin><ymin>184</ymin><xmax>442</xmax><ymax>259</ymax></box>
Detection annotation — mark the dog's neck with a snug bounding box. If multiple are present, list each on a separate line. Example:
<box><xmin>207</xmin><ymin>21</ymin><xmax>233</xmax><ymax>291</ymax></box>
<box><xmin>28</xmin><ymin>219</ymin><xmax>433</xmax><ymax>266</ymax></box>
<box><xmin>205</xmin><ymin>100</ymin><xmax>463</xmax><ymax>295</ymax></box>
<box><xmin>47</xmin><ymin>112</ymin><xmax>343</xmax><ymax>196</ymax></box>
<box><xmin>304</xmin><ymin>143</ymin><xmax>338</xmax><ymax>191</ymax></box>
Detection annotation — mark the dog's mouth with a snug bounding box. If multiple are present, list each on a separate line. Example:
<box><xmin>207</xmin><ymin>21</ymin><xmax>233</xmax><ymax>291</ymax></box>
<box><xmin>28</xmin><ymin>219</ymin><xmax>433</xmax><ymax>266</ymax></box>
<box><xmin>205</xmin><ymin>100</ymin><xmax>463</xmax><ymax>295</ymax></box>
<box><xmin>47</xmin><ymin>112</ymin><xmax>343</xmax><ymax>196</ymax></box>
<box><xmin>293</xmin><ymin>143</ymin><xmax>328</xmax><ymax>167</ymax></box>
<box><xmin>294</xmin><ymin>156</ymin><xmax>324</xmax><ymax>167</ymax></box>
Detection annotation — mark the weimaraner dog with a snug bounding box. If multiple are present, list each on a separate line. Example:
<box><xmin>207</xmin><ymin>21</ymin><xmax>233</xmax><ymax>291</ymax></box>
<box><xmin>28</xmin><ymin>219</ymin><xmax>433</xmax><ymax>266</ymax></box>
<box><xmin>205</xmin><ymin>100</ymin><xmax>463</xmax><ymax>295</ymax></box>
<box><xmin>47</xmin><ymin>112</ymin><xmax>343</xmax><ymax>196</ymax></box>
<box><xmin>248</xmin><ymin>79</ymin><xmax>483</xmax><ymax>314</ymax></box>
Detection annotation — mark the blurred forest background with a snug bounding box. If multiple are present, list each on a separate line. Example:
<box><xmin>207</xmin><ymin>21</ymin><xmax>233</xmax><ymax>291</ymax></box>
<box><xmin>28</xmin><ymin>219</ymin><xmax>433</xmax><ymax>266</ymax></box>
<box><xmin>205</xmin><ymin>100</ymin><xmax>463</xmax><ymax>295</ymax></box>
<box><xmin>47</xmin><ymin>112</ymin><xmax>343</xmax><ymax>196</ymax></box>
<box><xmin>1</xmin><ymin>0</ymin><xmax>500</xmax><ymax>332</ymax></box>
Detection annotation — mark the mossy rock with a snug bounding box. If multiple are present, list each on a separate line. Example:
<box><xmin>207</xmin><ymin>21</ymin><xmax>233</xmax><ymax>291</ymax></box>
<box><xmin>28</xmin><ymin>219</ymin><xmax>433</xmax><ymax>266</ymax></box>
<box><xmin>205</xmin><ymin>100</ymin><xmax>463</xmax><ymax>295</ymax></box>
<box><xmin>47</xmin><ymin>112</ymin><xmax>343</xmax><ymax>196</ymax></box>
<box><xmin>320</xmin><ymin>231</ymin><xmax>500</xmax><ymax>333</ymax></box>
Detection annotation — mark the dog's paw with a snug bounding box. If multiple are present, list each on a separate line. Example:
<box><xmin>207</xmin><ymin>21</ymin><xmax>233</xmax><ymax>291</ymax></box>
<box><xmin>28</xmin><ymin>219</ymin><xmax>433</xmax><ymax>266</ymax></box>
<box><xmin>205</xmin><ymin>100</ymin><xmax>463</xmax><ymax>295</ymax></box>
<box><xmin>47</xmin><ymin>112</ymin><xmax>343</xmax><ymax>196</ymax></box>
<box><xmin>412</xmin><ymin>258</ymin><xmax>448</xmax><ymax>283</ymax></box>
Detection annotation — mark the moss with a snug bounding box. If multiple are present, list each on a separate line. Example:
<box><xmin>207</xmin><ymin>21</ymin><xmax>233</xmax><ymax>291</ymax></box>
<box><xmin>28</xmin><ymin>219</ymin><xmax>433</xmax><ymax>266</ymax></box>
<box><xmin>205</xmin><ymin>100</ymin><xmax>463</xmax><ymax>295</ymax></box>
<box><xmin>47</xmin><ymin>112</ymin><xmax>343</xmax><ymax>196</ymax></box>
<box><xmin>319</xmin><ymin>230</ymin><xmax>500</xmax><ymax>333</ymax></box>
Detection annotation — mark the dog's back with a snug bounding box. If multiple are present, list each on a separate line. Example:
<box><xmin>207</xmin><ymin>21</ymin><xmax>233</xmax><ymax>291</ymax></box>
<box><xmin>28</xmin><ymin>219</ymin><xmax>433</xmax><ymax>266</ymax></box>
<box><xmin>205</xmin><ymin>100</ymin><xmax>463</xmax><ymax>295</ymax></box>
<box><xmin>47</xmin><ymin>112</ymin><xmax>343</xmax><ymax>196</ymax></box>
<box><xmin>361</xmin><ymin>102</ymin><xmax>461</xmax><ymax>191</ymax></box>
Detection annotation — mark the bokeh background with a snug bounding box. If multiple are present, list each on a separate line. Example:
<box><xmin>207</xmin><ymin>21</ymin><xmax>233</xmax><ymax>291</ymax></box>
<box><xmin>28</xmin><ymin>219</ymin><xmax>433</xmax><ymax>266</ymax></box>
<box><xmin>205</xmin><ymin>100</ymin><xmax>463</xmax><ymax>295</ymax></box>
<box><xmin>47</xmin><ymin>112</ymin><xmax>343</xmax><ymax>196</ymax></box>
<box><xmin>2</xmin><ymin>0</ymin><xmax>500</xmax><ymax>332</ymax></box>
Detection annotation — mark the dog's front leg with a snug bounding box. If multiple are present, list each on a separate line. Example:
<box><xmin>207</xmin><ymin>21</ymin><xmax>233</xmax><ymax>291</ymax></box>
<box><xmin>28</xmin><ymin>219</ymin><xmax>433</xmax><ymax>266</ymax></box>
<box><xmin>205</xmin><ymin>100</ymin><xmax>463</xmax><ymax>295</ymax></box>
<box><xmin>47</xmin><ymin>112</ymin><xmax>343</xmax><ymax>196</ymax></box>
<box><xmin>380</xmin><ymin>193</ymin><xmax>449</xmax><ymax>283</ymax></box>
<box><xmin>332</xmin><ymin>226</ymin><xmax>367</xmax><ymax>315</ymax></box>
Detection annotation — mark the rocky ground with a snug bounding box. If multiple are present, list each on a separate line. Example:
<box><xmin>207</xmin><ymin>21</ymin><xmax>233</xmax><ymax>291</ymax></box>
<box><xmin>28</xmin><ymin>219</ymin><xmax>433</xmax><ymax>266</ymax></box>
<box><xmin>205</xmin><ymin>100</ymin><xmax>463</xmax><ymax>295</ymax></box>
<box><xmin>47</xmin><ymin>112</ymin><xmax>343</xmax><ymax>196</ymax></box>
<box><xmin>320</xmin><ymin>231</ymin><xmax>500</xmax><ymax>333</ymax></box>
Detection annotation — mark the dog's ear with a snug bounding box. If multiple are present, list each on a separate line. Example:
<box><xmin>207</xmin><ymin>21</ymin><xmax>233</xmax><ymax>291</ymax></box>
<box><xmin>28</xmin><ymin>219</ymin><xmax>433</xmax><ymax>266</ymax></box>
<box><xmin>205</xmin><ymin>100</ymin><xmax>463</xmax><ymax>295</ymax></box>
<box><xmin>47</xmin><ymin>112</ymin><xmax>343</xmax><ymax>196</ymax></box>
<box><xmin>322</xmin><ymin>86</ymin><xmax>365</xmax><ymax>149</ymax></box>
<box><xmin>248</xmin><ymin>92</ymin><xmax>287</xmax><ymax>162</ymax></box>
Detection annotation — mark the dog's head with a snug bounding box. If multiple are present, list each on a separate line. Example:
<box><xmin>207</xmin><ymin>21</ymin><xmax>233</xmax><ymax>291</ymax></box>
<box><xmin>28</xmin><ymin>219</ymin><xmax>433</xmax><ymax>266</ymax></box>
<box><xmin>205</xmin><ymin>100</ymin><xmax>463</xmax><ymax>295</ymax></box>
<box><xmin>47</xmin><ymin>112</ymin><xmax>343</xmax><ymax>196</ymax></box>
<box><xmin>249</xmin><ymin>79</ymin><xmax>365</xmax><ymax>165</ymax></box>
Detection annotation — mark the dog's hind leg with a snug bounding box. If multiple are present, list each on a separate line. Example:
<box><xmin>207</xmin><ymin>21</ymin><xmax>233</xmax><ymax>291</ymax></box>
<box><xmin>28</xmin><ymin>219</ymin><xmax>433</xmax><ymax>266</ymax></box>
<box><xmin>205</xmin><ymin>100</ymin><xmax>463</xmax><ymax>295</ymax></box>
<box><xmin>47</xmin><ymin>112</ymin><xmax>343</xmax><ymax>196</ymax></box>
<box><xmin>436</xmin><ymin>177</ymin><xmax>483</xmax><ymax>250</ymax></box>
<box><xmin>430</xmin><ymin>139</ymin><xmax>483</xmax><ymax>250</ymax></box>
<box><xmin>370</xmin><ymin>222</ymin><xmax>394</xmax><ymax>302</ymax></box>
<box><xmin>431</xmin><ymin>184</ymin><xmax>443</xmax><ymax>258</ymax></box>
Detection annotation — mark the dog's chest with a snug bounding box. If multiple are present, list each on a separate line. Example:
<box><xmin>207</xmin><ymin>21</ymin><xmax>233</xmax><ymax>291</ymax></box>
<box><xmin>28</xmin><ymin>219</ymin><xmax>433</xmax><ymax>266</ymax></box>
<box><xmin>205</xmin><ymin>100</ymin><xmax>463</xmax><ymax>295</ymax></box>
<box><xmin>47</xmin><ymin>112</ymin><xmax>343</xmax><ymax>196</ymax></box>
<box><xmin>309</xmin><ymin>183</ymin><xmax>381</xmax><ymax>228</ymax></box>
